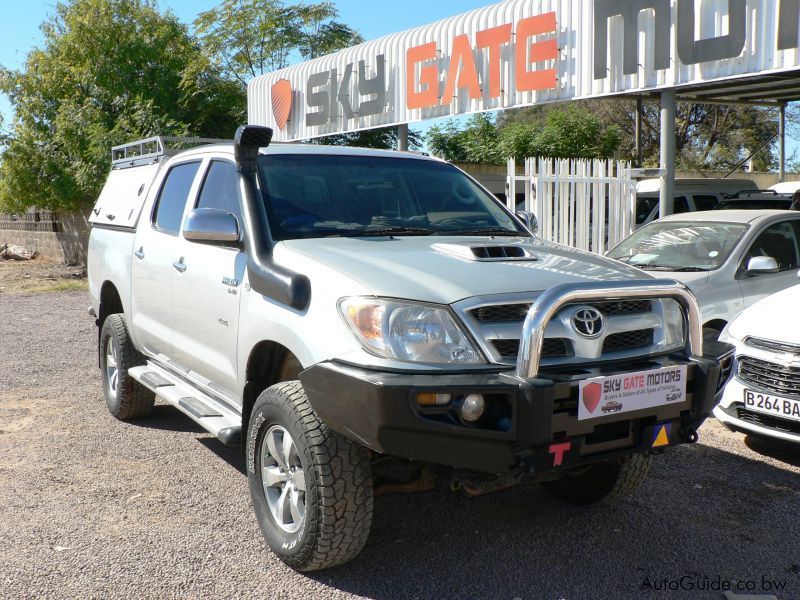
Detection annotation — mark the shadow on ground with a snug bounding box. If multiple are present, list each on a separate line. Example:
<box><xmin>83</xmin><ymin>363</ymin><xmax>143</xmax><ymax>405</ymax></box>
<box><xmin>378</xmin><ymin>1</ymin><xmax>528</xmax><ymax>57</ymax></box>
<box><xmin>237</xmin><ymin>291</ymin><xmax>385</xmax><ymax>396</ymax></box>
<box><xmin>300</xmin><ymin>442</ymin><xmax>800</xmax><ymax>599</ymax></box>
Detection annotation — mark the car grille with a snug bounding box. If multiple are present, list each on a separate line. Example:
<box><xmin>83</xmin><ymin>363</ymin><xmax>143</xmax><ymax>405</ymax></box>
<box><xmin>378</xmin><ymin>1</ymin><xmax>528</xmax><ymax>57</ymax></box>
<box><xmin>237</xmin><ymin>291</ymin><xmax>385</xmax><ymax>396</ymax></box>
<box><xmin>492</xmin><ymin>338</ymin><xmax>572</xmax><ymax>359</ymax></box>
<box><xmin>738</xmin><ymin>356</ymin><xmax>800</xmax><ymax>399</ymax></box>
<box><xmin>736</xmin><ymin>407</ymin><xmax>800</xmax><ymax>435</ymax></box>
<box><xmin>470</xmin><ymin>300</ymin><xmax>652</xmax><ymax>323</ymax></box>
<box><xmin>745</xmin><ymin>337</ymin><xmax>800</xmax><ymax>354</ymax></box>
<box><xmin>602</xmin><ymin>329</ymin><xmax>655</xmax><ymax>354</ymax></box>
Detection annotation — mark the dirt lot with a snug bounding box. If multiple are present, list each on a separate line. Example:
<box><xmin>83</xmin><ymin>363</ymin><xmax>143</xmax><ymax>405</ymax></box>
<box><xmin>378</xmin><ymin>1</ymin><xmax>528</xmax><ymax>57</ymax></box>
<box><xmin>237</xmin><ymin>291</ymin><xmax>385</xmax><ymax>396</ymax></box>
<box><xmin>1</xmin><ymin>285</ymin><xmax>800</xmax><ymax>599</ymax></box>
<box><xmin>0</xmin><ymin>258</ymin><xmax>86</xmax><ymax>294</ymax></box>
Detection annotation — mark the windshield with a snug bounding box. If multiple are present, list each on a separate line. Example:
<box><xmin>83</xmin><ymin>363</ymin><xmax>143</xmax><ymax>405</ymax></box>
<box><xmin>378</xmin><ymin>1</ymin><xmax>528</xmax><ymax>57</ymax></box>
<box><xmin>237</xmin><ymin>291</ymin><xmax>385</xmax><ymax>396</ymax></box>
<box><xmin>607</xmin><ymin>221</ymin><xmax>748</xmax><ymax>271</ymax></box>
<box><xmin>716</xmin><ymin>199</ymin><xmax>791</xmax><ymax>210</ymax></box>
<box><xmin>257</xmin><ymin>154</ymin><xmax>522</xmax><ymax>240</ymax></box>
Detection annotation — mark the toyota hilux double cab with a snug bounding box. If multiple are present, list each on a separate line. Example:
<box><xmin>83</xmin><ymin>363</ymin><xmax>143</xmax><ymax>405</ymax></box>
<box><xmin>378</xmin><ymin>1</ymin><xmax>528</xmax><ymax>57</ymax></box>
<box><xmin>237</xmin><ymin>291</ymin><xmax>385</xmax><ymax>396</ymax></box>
<box><xmin>87</xmin><ymin>126</ymin><xmax>728</xmax><ymax>571</ymax></box>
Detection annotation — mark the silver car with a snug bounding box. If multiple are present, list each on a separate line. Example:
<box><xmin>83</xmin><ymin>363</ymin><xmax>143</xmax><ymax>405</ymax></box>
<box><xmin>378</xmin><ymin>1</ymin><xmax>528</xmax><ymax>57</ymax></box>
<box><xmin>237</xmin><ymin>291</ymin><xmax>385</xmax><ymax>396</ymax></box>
<box><xmin>607</xmin><ymin>210</ymin><xmax>800</xmax><ymax>338</ymax></box>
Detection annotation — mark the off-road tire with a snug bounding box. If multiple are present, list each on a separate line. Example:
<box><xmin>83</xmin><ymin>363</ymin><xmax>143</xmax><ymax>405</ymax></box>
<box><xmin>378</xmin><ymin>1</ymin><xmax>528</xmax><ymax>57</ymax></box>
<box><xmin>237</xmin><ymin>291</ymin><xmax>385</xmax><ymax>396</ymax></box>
<box><xmin>543</xmin><ymin>453</ymin><xmax>652</xmax><ymax>505</ymax></box>
<box><xmin>99</xmin><ymin>314</ymin><xmax>155</xmax><ymax>420</ymax></box>
<box><xmin>247</xmin><ymin>381</ymin><xmax>373</xmax><ymax>571</ymax></box>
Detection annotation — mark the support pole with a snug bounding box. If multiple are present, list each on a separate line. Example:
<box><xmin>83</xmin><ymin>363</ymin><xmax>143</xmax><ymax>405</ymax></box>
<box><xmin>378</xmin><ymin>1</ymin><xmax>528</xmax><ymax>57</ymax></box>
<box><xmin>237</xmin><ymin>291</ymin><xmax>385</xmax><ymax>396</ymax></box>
<box><xmin>779</xmin><ymin>102</ymin><xmax>786</xmax><ymax>183</ymax></box>
<box><xmin>398</xmin><ymin>123</ymin><xmax>409</xmax><ymax>151</ymax></box>
<box><xmin>635</xmin><ymin>97</ymin><xmax>643</xmax><ymax>167</ymax></box>
<box><xmin>659</xmin><ymin>89</ymin><xmax>676</xmax><ymax>218</ymax></box>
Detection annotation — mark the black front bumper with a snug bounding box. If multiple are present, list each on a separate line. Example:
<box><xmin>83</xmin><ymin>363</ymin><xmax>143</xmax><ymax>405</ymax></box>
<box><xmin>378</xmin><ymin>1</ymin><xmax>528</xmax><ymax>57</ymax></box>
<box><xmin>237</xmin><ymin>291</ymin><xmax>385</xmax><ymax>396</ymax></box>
<box><xmin>300</xmin><ymin>353</ymin><xmax>725</xmax><ymax>475</ymax></box>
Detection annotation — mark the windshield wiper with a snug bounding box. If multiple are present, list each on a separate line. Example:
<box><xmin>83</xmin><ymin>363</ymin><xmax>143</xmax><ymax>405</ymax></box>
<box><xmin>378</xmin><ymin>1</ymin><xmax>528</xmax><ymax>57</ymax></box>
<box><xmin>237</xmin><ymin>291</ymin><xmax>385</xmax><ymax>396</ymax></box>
<box><xmin>440</xmin><ymin>228</ymin><xmax>522</xmax><ymax>237</ymax></box>
<box><xmin>345</xmin><ymin>226</ymin><xmax>436</xmax><ymax>237</ymax></box>
<box><xmin>639</xmin><ymin>265</ymin><xmax>710</xmax><ymax>272</ymax></box>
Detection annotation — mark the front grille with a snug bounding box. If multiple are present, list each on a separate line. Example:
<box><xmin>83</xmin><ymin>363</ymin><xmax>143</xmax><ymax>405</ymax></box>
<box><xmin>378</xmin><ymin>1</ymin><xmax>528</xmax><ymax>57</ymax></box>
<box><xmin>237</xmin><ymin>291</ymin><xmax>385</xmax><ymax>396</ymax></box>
<box><xmin>745</xmin><ymin>337</ymin><xmax>800</xmax><ymax>354</ymax></box>
<box><xmin>591</xmin><ymin>300</ymin><xmax>652</xmax><ymax>316</ymax></box>
<box><xmin>738</xmin><ymin>356</ymin><xmax>800</xmax><ymax>398</ymax></box>
<box><xmin>602</xmin><ymin>329</ymin><xmax>654</xmax><ymax>353</ymax></box>
<box><xmin>736</xmin><ymin>407</ymin><xmax>800</xmax><ymax>435</ymax></box>
<box><xmin>471</xmin><ymin>299</ymin><xmax>652</xmax><ymax>323</ymax></box>
<box><xmin>473</xmin><ymin>304</ymin><xmax>531</xmax><ymax>323</ymax></box>
<box><xmin>491</xmin><ymin>338</ymin><xmax>572</xmax><ymax>359</ymax></box>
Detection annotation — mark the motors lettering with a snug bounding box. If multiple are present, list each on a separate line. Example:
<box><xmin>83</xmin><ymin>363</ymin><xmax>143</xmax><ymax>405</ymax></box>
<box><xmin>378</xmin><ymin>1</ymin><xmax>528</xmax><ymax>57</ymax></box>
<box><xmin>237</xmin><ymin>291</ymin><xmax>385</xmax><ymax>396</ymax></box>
<box><xmin>603</xmin><ymin>369</ymin><xmax>681</xmax><ymax>393</ymax></box>
<box><xmin>594</xmin><ymin>0</ymin><xmax>800</xmax><ymax>79</ymax></box>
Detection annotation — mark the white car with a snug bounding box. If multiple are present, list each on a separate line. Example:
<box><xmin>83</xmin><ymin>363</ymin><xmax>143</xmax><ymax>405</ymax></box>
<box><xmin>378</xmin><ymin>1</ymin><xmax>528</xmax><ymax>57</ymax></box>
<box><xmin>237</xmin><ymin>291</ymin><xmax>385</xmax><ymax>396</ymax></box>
<box><xmin>607</xmin><ymin>210</ymin><xmax>800</xmax><ymax>338</ymax></box>
<box><xmin>715</xmin><ymin>284</ymin><xmax>800</xmax><ymax>445</ymax></box>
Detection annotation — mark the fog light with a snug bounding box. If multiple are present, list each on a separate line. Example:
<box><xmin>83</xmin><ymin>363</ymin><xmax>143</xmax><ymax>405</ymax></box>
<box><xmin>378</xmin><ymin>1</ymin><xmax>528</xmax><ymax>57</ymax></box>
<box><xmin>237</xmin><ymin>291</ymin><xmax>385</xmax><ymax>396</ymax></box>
<box><xmin>417</xmin><ymin>393</ymin><xmax>452</xmax><ymax>407</ymax></box>
<box><xmin>460</xmin><ymin>394</ymin><xmax>486</xmax><ymax>422</ymax></box>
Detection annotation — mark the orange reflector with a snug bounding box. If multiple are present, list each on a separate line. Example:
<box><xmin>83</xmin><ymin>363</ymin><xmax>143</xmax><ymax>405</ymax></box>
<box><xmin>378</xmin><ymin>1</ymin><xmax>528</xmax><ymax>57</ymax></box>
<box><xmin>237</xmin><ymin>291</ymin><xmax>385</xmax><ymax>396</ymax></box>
<box><xmin>417</xmin><ymin>393</ymin><xmax>452</xmax><ymax>407</ymax></box>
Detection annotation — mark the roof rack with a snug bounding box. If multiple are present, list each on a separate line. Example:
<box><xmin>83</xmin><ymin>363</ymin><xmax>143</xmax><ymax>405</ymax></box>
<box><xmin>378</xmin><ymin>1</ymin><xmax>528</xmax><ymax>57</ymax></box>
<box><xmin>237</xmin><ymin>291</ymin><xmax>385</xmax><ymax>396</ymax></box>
<box><xmin>111</xmin><ymin>136</ymin><xmax>231</xmax><ymax>169</ymax></box>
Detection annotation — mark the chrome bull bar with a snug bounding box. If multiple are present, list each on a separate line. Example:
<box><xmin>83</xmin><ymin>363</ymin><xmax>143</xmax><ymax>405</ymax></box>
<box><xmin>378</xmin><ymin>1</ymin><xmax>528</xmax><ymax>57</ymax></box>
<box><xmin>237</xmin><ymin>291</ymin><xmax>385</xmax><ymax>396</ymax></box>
<box><xmin>516</xmin><ymin>279</ymin><xmax>704</xmax><ymax>379</ymax></box>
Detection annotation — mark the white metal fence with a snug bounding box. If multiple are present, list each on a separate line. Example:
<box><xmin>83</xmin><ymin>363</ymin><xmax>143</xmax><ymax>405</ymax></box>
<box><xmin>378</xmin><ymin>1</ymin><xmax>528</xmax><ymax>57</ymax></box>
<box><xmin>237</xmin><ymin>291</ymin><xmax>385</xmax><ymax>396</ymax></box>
<box><xmin>506</xmin><ymin>158</ymin><xmax>636</xmax><ymax>255</ymax></box>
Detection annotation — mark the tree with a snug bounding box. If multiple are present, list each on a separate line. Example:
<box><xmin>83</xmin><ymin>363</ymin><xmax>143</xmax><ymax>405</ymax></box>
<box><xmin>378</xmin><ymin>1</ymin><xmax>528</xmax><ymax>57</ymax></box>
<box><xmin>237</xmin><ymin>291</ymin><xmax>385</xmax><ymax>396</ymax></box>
<box><xmin>0</xmin><ymin>0</ymin><xmax>242</xmax><ymax>212</ymax></box>
<box><xmin>427</xmin><ymin>106</ymin><xmax>621</xmax><ymax>164</ymax></box>
<box><xmin>317</xmin><ymin>127</ymin><xmax>423</xmax><ymax>151</ymax></box>
<box><xmin>196</xmin><ymin>0</ymin><xmax>411</xmax><ymax>149</ymax></box>
<box><xmin>195</xmin><ymin>0</ymin><xmax>362</xmax><ymax>86</ymax></box>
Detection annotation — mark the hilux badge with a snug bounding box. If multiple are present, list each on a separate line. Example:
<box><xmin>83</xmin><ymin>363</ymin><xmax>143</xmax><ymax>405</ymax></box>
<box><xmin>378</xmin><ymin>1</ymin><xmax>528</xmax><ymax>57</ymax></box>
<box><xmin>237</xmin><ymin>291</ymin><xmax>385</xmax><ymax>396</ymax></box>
<box><xmin>572</xmin><ymin>307</ymin><xmax>604</xmax><ymax>338</ymax></box>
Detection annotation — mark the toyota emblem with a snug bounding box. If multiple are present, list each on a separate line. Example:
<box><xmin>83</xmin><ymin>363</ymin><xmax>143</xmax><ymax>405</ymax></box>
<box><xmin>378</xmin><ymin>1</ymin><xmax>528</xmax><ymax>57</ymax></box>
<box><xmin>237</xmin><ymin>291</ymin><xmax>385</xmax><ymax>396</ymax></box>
<box><xmin>572</xmin><ymin>307</ymin><xmax>605</xmax><ymax>338</ymax></box>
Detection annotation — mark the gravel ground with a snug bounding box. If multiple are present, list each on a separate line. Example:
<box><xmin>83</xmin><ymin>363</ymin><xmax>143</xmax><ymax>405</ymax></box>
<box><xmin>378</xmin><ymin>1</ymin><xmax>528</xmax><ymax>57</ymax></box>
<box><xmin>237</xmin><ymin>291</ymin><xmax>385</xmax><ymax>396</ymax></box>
<box><xmin>1</xmin><ymin>291</ymin><xmax>799</xmax><ymax>600</ymax></box>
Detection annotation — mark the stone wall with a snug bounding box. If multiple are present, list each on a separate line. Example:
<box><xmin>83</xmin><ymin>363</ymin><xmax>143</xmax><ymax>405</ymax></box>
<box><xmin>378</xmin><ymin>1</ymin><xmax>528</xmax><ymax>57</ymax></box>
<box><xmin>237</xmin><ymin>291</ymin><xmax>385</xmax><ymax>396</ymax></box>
<box><xmin>0</xmin><ymin>211</ymin><xmax>90</xmax><ymax>265</ymax></box>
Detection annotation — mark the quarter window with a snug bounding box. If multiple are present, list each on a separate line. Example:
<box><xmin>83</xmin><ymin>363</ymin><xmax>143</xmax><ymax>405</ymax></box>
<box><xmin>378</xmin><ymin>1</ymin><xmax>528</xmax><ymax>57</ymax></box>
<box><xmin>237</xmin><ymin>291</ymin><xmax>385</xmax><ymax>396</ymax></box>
<box><xmin>153</xmin><ymin>162</ymin><xmax>201</xmax><ymax>234</ymax></box>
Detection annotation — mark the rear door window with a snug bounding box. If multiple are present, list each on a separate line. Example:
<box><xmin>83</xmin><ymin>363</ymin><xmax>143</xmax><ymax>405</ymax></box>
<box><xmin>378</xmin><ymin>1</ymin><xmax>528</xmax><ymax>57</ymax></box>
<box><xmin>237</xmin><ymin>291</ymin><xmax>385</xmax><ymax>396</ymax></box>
<box><xmin>692</xmin><ymin>194</ymin><xmax>719</xmax><ymax>211</ymax></box>
<box><xmin>153</xmin><ymin>162</ymin><xmax>202</xmax><ymax>234</ymax></box>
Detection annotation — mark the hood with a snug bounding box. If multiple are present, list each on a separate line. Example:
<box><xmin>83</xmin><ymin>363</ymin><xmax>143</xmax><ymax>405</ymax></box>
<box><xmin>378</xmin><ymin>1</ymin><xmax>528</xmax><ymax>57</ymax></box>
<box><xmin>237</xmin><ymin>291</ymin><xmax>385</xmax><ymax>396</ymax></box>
<box><xmin>283</xmin><ymin>236</ymin><xmax>650</xmax><ymax>304</ymax></box>
<box><xmin>730</xmin><ymin>283</ymin><xmax>800</xmax><ymax>343</ymax></box>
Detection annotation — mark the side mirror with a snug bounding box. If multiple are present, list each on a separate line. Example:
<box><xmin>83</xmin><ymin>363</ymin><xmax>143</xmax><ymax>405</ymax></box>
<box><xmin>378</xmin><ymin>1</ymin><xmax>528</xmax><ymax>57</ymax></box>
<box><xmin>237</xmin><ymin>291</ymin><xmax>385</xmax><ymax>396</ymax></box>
<box><xmin>183</xmin><ymin>208</ymin><xmax>240</xmax><ymax>244</ymax></box>
<box><xmin>746</xmin><ymin>255</ymin><xmax>779</xmax><ymax>275</ymax></box>
<box><xmin>516</xmin><ymin>211</ymin><xmax>538</xmax><ymax>236</ymax></box>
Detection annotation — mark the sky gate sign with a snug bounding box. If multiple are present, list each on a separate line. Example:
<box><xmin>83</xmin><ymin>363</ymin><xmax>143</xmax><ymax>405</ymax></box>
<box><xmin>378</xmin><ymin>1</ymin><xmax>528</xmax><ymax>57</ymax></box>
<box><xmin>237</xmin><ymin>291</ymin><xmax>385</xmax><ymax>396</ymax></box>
<box><xmin>248</xmin><ymin>0</ymin><xmax>800</xmax><ymax>142</ymax></box>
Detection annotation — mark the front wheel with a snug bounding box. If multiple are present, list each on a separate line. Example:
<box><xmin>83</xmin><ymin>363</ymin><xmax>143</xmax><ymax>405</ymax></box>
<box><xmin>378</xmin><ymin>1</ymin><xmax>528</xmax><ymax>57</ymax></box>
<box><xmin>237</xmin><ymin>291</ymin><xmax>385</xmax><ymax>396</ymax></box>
<box><xmin>247</xmin><ymin>381</ymin><xmax>373</xmax><ymax>571</ymax></box>
<box><xmin>99</xmin><ymin>314</ymin><xmax>154</xmax><ymax>420</ymax></box>
<box><xmin>542</xmin><ymin>453</ymin><xmax>652</xmax><ymax>505</ymax></box>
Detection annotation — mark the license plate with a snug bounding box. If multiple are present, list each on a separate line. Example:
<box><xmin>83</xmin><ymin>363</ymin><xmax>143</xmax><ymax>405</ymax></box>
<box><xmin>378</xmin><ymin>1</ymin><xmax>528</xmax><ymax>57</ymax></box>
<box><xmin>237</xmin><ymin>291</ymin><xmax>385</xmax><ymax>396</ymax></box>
<box><xmin>744</xmin><ymin>389</ymin><xmax>800</xmax><ymax>422</ymax></box>
<box><xmin>578</xmin><ymin>366</ymin><xmax>688</xmax><ymax>421</ymax></box>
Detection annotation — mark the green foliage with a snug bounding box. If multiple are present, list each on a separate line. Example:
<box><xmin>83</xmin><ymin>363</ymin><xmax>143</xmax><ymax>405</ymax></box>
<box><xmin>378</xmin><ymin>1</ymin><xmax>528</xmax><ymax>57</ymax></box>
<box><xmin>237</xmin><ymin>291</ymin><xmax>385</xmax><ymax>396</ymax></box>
<box><xmin>315</xmin><ymin>127</ymin><xmax>423</xmax><ymax>151</ymax></box>
<box><xmin>427</xmin><ymin>107</ymin><xmax>621</xmax><ymax>164</ymax></box>
<box><xmin>195</xmin><ymin>0</ymin><xmax>362</xmax><ymax>85</ymax></box>
<box><xmin>0</xmin><ymin>0</ymin><xmax>243</xmax><ymax>212</ymax></box>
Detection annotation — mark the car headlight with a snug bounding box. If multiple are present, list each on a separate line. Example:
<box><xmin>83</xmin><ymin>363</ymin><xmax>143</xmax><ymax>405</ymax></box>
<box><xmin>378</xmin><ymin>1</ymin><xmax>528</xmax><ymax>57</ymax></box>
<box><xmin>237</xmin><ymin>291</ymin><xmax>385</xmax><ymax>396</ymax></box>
<box><xmin>338</xmin><ymin>298</ymin><xmax>484</xmax><ymax>364</ymax></box>
<box><xmin>660</xmin><ymin>299</ymin><xmax>687</xmax><ymax>352</ymax></box>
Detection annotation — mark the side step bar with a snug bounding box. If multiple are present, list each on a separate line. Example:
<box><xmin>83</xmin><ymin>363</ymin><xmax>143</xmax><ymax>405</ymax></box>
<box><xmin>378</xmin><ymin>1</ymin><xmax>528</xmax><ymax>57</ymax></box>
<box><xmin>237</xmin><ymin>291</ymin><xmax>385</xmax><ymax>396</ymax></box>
<box><xmin>129</xmin><ymin>363</ymin><xmax>241</xmax><ymax>447</ymax></box>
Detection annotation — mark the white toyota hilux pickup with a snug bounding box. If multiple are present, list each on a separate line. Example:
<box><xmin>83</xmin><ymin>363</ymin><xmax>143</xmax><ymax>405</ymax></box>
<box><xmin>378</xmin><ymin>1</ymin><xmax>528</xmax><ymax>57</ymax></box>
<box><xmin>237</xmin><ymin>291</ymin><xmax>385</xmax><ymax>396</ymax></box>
<box><xmin>87</xmin><ymin>126</ymin><xmax>729</xmax><ymax>571</ymax></box>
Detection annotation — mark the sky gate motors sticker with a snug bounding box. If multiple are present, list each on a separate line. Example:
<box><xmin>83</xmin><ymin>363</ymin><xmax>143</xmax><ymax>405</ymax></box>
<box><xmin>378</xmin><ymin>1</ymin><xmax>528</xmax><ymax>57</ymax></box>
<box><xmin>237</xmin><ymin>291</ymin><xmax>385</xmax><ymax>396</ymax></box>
<box><xmin>578</xmin><ymin>366</ymin><xmax>688</xmax><ymax>421</ymax></box>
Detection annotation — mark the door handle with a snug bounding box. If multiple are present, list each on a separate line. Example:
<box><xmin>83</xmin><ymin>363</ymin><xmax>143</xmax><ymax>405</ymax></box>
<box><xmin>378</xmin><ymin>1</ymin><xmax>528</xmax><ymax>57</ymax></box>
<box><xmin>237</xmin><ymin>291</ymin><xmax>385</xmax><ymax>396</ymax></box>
<box><xmin>173</xmin><ymin>258</ymin><xmax>187</xmax><ymax>273</ymax></box>
<box><xmin>134</xmin><ymin>247</ymin><xmax>145</xmax><ymax>260</ymax></box>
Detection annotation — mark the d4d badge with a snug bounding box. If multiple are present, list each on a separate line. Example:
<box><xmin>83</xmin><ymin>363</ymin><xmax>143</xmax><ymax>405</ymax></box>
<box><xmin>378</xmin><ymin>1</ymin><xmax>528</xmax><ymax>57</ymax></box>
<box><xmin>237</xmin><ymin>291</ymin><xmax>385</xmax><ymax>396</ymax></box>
<box><xmin>582</xmin><ymin>382</ymin><xmax>603</xmax><ymax>414</ymax></box>
<box><xmin>271</xmin><ymin>79</ymin><xmax>293</xmax><ymax>130</ymax></box>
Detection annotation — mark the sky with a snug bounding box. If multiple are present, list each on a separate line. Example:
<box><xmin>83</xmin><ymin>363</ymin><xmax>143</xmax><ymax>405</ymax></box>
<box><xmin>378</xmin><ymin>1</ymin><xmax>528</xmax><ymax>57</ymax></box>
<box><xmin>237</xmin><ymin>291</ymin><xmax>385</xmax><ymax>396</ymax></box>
<box><xmin>0</xmin><ymin>0</ymin><xmax>492</xmax><ymax>139</ymax></box>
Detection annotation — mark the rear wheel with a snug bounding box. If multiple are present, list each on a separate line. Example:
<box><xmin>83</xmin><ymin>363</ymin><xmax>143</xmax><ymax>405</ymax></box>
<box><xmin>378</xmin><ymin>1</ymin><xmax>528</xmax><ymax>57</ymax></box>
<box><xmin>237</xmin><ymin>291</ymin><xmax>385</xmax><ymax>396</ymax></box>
<box><xmin>99</xmin><ymin>314</ymin><xmax>154</xmax><ymax>420</ymax></box>
<box><xmin>247</xmin><ymin>381</ymin><xmax>373</xmax><ymax>571</ymax></box>
<box><xmin>542</xmin><ymin>453</ymin><xmax>652</xmax><ymax>505</ymax></box>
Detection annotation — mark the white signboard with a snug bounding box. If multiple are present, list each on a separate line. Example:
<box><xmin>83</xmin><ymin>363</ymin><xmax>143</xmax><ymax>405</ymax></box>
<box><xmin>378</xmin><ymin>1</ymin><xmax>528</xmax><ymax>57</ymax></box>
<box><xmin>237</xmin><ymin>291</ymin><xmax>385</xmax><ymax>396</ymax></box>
<box><xmin>248</xmin><ymin>0</ymin><xmax>800</xmax><ymax>141</ymax></box>
<box><xmin>578</xmin><ymin>365</ymin><xmax>688</xmax><ymax>421</ymax></box>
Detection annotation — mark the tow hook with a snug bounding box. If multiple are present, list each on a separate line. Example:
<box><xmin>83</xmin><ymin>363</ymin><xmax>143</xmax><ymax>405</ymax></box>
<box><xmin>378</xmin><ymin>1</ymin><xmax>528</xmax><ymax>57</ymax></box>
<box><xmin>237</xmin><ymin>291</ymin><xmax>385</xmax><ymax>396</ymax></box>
<box><xmin>451</xmin><ymin>472</ymin><xmax>524</xmax><ymax>497</ymax></box>
<box><xmin>682</xmin><ymin>425</ymin><xmax>699</xmax><ymax>444</ymax></box>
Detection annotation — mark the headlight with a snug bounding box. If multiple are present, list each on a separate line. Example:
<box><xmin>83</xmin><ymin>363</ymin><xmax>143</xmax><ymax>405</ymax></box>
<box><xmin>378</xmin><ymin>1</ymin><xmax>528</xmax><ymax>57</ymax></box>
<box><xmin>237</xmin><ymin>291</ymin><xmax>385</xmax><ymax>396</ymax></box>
<box><xmin>338</xmin><ymin>298</ymin><xmax>484</xmax><ymax>364</ymax></box>
<box><xmin>660</xmin><ymin>299</ymin><xmax>687</xmax><ymax>352</ymax></box>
